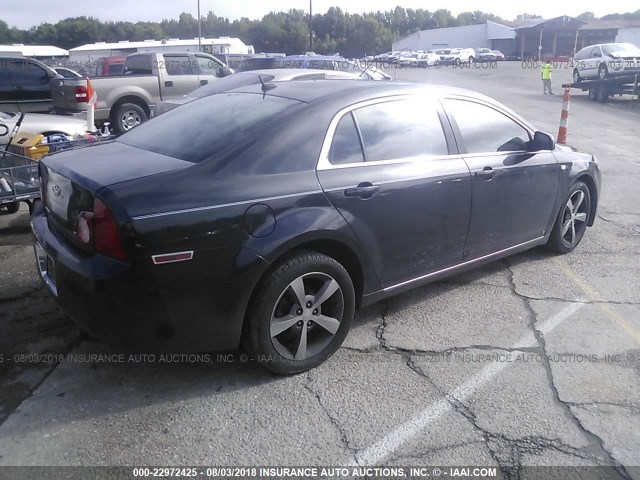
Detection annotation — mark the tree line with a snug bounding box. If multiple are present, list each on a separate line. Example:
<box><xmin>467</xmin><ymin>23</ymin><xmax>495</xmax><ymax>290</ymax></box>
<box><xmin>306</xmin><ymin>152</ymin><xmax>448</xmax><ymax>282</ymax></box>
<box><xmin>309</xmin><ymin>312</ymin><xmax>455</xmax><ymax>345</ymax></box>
<box><xmin>1</xmin><ymin>7</ymin><xmax>639</xmax><ymax>58</ymax></box>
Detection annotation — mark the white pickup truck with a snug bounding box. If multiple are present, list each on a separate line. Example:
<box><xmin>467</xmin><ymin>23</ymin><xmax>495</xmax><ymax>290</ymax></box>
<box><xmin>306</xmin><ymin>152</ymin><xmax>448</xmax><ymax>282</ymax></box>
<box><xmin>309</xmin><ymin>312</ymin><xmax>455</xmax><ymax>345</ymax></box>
<box><xmin>50</xmin><ymin>52</ymin><xmax>232</xmax><ymax>133</ymax></box>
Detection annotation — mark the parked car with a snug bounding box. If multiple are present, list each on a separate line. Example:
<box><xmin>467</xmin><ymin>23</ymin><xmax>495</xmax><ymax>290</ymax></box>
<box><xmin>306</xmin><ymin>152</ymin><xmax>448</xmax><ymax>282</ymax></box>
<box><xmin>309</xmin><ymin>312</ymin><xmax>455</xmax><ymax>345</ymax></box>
<box><xmin>413</xmin><ymin>52</ymin><xmax>440</xmax><ymax>67</ymax></box>
<box><xmin>572</xmin><ymin>43</ymin><xmax>640</xmax><ymax>82</ymax></box>
<box><xmin>33</xmin><ymin>80</ymin><xmax>601</xmax><ymax>374</ymax></box>
<box><xmin>0</xmin><ymin>56</ymin><xmax>61</xmax><ymax>113</ymax></box>
<box><xmin>439</xmin><ymin>48</ymin><xmax>475</xmax><ymax>65</ymax></box>
<box><xmin>50</xmin><ymin>52</ymin><xmax>233</xmax><ymax>134</ymax></box>
<box><xmin>492</xmin><ymin>50</ymin><xmax>505</xmax><ymax>61</ymax></box>
<box><xmin>154</xmin><ymin>68</ymin><xmax>364</xmax><ymax>116</ymax></box>
<box><xmin>0</xmin><ymin>111</ymin><xmax>87</xmax><ymax>144</ymax></box>
<box><xmin>276</xmin><ymin>56</ymin><xmax>391</xmax><ymax>80</ymax></box>
<box><xmin>475</xmin><ymin>48</ymin><xmax>497</xmax><ymax>62</ymax></box>
<box><xmin>397</xmin><ymin>53</ymin><xmax>420</xmax><ymax>66</ymax></box>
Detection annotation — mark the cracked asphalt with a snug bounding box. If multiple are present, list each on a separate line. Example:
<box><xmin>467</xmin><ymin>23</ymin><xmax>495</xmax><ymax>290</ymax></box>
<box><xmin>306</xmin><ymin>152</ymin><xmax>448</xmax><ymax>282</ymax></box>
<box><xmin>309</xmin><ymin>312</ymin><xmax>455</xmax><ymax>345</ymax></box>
<box><xmin>0</xmin><ymin>62</ymin><xmax>638</xmax><ymax>477</ymax></box>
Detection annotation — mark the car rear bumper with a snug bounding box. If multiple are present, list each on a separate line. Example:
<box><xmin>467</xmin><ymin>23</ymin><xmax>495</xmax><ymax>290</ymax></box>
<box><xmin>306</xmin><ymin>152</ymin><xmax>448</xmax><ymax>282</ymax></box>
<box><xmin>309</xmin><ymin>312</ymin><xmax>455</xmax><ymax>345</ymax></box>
<box><xmin>31</xmin><ymin>206</ymin><xmax>267</xmax><ymax>353</ymax></box>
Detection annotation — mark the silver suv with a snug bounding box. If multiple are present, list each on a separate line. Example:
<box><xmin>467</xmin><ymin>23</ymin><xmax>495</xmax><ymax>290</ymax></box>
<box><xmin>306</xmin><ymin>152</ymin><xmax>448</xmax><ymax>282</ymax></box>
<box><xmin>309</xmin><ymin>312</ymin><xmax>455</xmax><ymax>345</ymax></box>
<box><xmin>573</xmin><ymin>43</ymin><xmax>640</xmax><ymax>82</ymax></box>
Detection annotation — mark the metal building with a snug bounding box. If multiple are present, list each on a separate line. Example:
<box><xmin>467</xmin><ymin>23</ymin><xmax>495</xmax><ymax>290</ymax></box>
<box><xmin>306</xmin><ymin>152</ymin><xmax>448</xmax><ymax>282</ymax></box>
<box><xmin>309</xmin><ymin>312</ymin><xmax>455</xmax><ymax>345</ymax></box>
<box><xmin>393</xmin><ymin>21</ymin><xmax>515</xmax><ymax>52</ymax></box>
<box><xmin>0</xmin><ymin>44</ymin><xmax>69</xmax><ymax>59</ymax></box>
<box><xmin>69</xmin><ymin>37</ymin><xmax>254</xmax><ymax>64</ymax></box>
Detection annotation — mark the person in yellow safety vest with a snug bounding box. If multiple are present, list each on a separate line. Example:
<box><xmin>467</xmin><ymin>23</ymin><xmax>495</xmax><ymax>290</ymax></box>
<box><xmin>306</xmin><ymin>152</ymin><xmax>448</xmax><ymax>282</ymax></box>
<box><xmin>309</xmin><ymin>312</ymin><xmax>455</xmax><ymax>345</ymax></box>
<box><xmin>541</xmin><ymin>61</ymin><xmax>554</xmax><ymax>95</ymax></box>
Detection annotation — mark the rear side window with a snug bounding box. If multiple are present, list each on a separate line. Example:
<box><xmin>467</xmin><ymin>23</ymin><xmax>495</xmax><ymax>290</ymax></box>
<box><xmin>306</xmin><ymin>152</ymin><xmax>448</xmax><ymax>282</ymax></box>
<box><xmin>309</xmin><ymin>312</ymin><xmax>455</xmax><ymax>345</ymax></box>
<box><xmin>329</xmin><ymin>113</ymin><xmax>365</xmax><ymax>165</ymax></box>
<box><xmin>118</xmin><ymin>93</ymin><xmax>302</xmax><ymax>163</ymax></box>
<box><xmin>10</xmin><ymin>60</ymin><xmax>48</xmax><ymax>84</ymax></box>
<box><xmin>353</xmin><ymin>100</ymin><xmax>448</xmax><ymax>162</ymax></box>
<box><xmin>444</xmin><ymin>99</ymin><xmax>530</xmax><ymax>153</ymax></box>
<box><xmin>574</xmin><ymin>47</ymin><xmax>589</xmax><ymax>60</ymax></box>
<box><xmin>125</xmin><ymin>55</ymin><xmax>153</xmax><ymax>74</ymax></box>
<box><xmin>165</xmin><ymin>55</ymin><xmax>194</xmax><ymax>75</ymax></box>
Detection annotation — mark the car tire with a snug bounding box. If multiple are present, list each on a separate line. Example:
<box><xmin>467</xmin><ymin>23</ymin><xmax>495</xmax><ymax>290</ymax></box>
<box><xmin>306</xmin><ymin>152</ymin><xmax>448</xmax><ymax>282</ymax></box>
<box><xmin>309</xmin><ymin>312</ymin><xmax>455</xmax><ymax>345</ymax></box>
<box><xmin>112</xmin><ymin>103</ymin><xmax>148</xmax><ymax>134</ymax></box>
<box><xmin>595</xmin><ymin>84</ymin><xmax>610</xmax><ymax>103</ymax></box>
<box><xmin>588</xmin><ymin>87</ymin><xmax>597</xmax><ymax>101</ymax></box>
<box><xmin>598</xmin><ymin>64</ymin><xmax>609</xmax><ymax>80</ymax></box>
<box><xmin>546</xmin><ymin>181</ymin><xmax>591</xmax><ymax>254</ymax></box>
<box><xmin>572</xmin><ymin>69</ymin><xmax>581</xmax><ymax>83</ymax></box>
<box><xmin>244</xmin><ymin>251</ymin><xmax>355</xmax><ymax>375</ymax></box>
<box><xmin>1</xmin><ymin>202</ymin><xmax>20</xmax><ymax>214</ymax></box>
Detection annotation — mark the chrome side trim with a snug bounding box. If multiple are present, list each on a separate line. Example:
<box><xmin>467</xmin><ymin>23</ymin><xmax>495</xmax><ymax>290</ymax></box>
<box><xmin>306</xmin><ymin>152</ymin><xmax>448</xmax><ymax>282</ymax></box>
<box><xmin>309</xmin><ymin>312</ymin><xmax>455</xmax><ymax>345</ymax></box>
<box><xmin>383</xmin><ymin>237</ymin><xmax>544</xmax><ymax>293</ymax></box>
<box><xmin>132</xmin><ymin>190</ymin><xmax>322</xmax><ymax>221</ymax></box>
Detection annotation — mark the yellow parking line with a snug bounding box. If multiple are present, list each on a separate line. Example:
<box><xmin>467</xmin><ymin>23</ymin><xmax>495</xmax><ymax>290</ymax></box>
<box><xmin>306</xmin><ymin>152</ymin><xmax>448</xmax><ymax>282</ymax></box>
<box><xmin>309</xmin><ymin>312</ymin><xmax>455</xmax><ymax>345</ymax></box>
<box><xmin>553</xmin><ymin>258</ymin><xmax>640</xmax><ymax>344</ymax></box>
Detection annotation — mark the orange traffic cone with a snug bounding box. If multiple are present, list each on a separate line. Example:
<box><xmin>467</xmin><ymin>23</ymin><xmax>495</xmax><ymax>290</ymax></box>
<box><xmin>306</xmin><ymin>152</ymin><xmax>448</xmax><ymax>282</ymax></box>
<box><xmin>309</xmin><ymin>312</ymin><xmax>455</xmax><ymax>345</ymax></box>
<box><xmin>557</xmin><ymin>87</ymin><xmax>570</xmax><ymax>144</ymax></box>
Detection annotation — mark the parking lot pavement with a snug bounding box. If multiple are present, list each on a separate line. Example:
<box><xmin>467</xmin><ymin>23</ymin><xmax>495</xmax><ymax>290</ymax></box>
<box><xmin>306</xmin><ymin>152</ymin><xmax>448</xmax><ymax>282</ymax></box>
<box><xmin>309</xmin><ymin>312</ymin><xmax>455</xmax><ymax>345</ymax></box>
<box><xmin>0</xmin><ymin>62</ymin><xmax>638</xmax><ymax>474</ymax></box>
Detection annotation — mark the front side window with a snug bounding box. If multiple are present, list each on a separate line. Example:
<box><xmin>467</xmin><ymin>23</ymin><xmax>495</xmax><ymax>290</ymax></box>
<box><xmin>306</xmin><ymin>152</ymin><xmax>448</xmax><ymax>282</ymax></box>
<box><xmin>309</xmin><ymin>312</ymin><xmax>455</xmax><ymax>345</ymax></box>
<box><xmin>196</xmin><ymin>56</ymin><xmax>222</xmax><ymax>77</ymax></box>
<box><xmin>444</xmin><ymin>99</ymin><xmax>530</xmax><ymax>153</ymax></box>
<box><xmin>10</xmin><ymin>61</ymin><xmax>48</xmax><ymax>84</ymax></box>
<box><xmin>353</xmin><ymin>99</ymin><xmax>448</xmax><ymax>162</ymax></box>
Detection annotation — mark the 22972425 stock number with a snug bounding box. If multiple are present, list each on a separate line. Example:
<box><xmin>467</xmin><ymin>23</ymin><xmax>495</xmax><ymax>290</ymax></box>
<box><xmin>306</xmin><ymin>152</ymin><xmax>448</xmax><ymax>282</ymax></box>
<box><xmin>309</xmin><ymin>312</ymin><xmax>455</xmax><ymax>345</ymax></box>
<box><xmin>132</xmin><ymin>468</ymin><xmax>199</xmax><ymax>477</ymax></box>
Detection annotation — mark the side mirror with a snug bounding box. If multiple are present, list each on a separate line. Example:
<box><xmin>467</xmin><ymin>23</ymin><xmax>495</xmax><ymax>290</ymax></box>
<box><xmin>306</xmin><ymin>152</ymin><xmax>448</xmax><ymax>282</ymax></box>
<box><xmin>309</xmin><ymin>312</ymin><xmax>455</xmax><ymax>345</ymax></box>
<box><xmin>532</xmin><ymin>131</ymin><xmax>555</xmax><ymax>151</ymax></box>
<box><xmin>221</xmin><ymin>67</ymin><xmax>234</xmax><ymax>77</ymax></box>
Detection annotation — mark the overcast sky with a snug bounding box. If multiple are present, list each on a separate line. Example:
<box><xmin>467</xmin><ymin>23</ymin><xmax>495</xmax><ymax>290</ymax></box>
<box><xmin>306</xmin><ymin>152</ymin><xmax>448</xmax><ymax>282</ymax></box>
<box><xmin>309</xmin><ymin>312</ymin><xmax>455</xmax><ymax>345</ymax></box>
<box><xmin>2</xmin><ymin>0</ymin><xmax>638</xmax><ymax>29</ymax></box>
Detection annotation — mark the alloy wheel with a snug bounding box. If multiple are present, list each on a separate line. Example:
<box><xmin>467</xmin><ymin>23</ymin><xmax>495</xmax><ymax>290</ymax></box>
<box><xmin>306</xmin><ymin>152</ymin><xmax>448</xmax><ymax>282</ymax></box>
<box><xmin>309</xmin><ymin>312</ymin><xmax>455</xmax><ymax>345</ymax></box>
<box><xmin>561</xmin><ymin>190</ymin><xmax>588</xmax><ymax>247</ymax></box>
<box><xmin>598</xmin><ymin>65</ymin><xmax>608</xmax><ymax>80</ymax></box>
<box><xmin>121</xmin><ymin>110</ymin><xmax>142</xmax><ymax>130</ymax></box>
<box><xmin>270</xmin><ymin>272</ymin><xmax>344</xmax><ymax>361</ymax></box>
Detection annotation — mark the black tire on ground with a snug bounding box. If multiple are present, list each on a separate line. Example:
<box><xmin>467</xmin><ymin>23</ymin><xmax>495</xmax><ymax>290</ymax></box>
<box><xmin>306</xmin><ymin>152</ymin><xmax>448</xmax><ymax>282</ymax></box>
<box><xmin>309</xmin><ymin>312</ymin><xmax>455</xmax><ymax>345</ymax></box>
<box><xmin>1</xmin><ymin>202</ymin><xmax>20</xmax><ymax>214</ymax></box>
<box><xmin>243</xmin><ymin>251</ymin><xmax>355</xmax><ymax>375</ymax></box>
<box><xmin>595</xmin><ymin>83</ymin><xmax>610</xmax><ymax>103</ymax></box>
<box><xmin>111</xmin><ymin>102</ymin><xmax>148</xmax><ymax>134</ymax></box>
<box><xmin>588</xmin><ymin>87</ymin><xmax>597</xmax><ymax>101</ymax></box>
<box><xmin>546</xmin><ymin>181</ymin><xmax>591</xmax><ymax>254</ymax></box>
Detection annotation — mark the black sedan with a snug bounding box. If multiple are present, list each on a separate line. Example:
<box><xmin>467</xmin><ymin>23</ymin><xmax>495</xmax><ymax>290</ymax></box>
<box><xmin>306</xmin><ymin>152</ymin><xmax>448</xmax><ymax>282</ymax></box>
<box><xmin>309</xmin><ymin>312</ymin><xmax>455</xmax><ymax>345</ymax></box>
<box><xmin>32</xmin><ymin>80</ymin><xmax>601</xmax><ymax>374</ymax></box>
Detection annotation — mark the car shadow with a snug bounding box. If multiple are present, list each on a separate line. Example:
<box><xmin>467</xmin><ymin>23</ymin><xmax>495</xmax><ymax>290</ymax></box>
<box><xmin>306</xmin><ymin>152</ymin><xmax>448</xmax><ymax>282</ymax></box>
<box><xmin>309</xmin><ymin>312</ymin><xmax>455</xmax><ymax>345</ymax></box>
<box><xmin>0</xmin><ymin>246</ymin><xmax>559</xmax><ymax>439</ymax></box>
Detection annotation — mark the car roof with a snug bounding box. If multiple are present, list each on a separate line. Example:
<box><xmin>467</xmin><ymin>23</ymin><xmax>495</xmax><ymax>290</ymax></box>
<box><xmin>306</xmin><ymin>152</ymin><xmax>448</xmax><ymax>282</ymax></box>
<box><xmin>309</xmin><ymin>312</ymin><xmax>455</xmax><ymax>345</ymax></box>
<box><xmin>228</xmin><ymin>79</ymin><xmax>487</xmax><ymax>104</ymax></box>
<box><xmin>235</xmin><ymin>68</ymin><xmax>359</xmax><ymax>79</ymax></box>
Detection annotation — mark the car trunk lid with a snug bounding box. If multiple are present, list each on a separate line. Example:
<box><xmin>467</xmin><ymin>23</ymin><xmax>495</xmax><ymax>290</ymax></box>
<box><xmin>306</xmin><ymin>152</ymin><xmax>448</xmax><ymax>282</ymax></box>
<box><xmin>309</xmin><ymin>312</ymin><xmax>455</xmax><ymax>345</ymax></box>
<box><xmin>41</xmin><ymin>141</ymin><xmax>193</xmax><ymax>239</ymax></box>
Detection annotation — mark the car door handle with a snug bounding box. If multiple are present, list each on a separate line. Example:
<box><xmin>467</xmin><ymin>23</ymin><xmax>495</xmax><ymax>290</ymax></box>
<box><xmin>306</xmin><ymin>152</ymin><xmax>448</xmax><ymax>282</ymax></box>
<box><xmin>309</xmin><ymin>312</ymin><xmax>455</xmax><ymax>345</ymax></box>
<box><xmin>164</xmin><ymin>81</ymin><xmax>174</xmax><ymax>87</ymax></box>
<box><xmin>344</xmin><ymin>182</ymin><xmax>379</xmax><ymax>199</ymax></box>
<box><xmin>200</xmin><ymin>80</ymin><xmax>208</xmax><ymax>86</ymax></box>
<box><xmin>476</xmin><ymin>167</ymin><xmax>494</xmax><ymax>180</ymax></box>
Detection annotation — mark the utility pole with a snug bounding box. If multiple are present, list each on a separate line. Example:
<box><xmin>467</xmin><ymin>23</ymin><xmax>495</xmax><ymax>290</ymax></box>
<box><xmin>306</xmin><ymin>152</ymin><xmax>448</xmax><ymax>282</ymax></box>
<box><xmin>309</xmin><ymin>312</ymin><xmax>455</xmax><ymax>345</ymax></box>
<box><xmin>309</xmin><ymin>0</ymin><xmax>313</xmax><ymax>52</ymax></box>
<box><xmin>198</xmin><ymin>0</ymin><xmax>202</xmax><ymax>52</ymax></box>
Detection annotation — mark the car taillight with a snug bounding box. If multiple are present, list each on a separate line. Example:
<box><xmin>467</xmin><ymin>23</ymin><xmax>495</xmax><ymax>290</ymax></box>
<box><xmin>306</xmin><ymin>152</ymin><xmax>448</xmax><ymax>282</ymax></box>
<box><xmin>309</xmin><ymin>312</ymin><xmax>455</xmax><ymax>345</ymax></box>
<box><xmin>75</xmin><ymin>85</ymin><xmax>88</xmax><ymax>102</ymax></box>
<box><xmin>76</xmin><ymin>198</ymin><xmax>126</xmax><ymax>260</ymax></box>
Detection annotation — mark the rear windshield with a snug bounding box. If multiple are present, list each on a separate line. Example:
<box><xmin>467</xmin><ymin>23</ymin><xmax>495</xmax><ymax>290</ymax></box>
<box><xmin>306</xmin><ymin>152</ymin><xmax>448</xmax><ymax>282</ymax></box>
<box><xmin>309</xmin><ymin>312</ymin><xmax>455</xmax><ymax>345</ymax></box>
<box><xmin>117</xmin><ymin>92</ymin><xmax>301</xmax><ymax>163</ymax></box>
